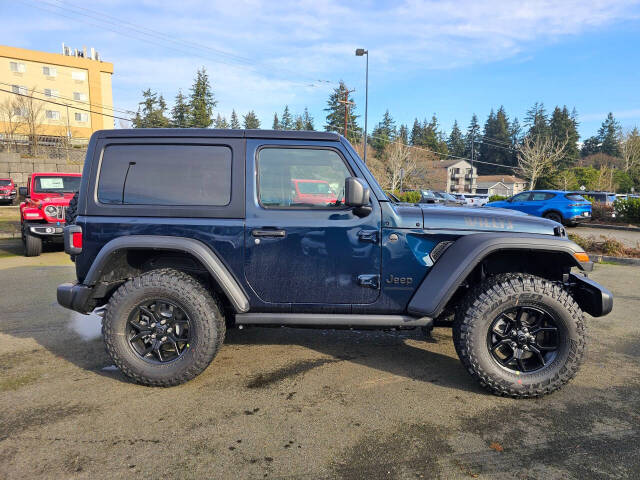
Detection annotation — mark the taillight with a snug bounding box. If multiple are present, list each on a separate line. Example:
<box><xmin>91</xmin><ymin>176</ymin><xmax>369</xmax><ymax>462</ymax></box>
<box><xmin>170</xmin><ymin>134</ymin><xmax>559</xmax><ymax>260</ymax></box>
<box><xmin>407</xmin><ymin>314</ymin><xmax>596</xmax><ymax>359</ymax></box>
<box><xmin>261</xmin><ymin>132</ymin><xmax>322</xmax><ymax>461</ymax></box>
<box><xmin>72</xmin><ymin>231</ymin><xmax>83</xmax><ymax>249</ymax></box>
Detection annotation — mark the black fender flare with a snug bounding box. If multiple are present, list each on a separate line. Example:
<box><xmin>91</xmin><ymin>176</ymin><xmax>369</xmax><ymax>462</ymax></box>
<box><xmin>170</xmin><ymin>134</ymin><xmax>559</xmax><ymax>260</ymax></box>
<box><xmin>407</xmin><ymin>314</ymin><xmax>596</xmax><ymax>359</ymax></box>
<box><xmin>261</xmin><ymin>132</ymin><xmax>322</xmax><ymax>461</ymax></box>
<box><xmin>407</xmin><ymin>233</ymin><xmax>591</xmax><ymax>318</ymax></box>
<box><xmin>83</xmin><ymin>235</ymin><xmax>250</xmax><ymax>313</ymax></box>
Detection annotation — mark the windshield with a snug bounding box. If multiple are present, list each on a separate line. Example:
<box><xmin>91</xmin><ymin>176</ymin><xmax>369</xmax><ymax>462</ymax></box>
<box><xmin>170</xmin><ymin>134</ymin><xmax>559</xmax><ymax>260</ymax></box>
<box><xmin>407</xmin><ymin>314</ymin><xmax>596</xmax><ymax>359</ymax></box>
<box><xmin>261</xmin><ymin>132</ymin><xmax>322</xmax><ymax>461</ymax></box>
<box><xmin>296</xmin><ymin>181</ymin><xmax>333</xmax><ymax>194</ymax></box>
<box><xmin>33</xmin><ymin>175</ymin><xmax>81</xmax><ymax>193</ymax></box>
<box><xmin>0</xmin><ymin>180</ymin><xmax>11</xmax><ymax>186</ymax></box>
<box><xmin>437</xmin><ymin>192</ymin><xmax>456</xmax><ymax>201</ymax></box>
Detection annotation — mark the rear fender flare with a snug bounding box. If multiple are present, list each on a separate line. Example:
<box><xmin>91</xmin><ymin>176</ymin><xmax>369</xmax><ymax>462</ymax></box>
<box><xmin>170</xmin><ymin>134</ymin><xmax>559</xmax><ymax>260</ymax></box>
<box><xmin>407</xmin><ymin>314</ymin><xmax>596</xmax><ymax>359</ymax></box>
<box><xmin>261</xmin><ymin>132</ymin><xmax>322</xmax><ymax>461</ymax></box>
<box><xmin>83</xmin><ymin>235</ymin><xmax>250</xmax><ymax>313</ymax></box>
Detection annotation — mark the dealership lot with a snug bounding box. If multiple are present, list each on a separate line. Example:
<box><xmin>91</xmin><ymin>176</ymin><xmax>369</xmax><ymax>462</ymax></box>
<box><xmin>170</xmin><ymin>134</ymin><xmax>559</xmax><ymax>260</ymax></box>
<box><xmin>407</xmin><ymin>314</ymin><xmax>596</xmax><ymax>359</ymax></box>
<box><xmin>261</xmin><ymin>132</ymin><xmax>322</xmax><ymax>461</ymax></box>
<box><xmin>0</xmin><ymin>242</ymin><xmax>638</xmax><ymax>479</ymax></box>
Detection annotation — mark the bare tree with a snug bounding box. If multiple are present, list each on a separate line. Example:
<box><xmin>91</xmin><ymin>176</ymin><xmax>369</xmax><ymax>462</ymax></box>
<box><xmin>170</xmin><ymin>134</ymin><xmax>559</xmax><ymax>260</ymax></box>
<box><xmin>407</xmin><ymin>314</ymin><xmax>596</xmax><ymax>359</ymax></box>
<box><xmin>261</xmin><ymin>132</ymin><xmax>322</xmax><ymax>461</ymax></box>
<box><xmin>0</xmin><ymin>97</ymin><xmax>21</xmax><ymax>152</ymax></box>
<box><xmin>517</xmin><ymin>135</ymin><xmax>569</xmax><ymax>190</ymax></box>
<box><xmin>368</xmin><ymin>141</ymin><xmax>424</xmax><ymax>191</ymax></box>
<box><xmin>14</xmin><ymin>88</ymin><xmax>45</xmax><ymax>156</ymax></box>
<box><xmin>619</xmin><ymin>128</ymin><xmax>640</xmax><ymax>172</ymax></box>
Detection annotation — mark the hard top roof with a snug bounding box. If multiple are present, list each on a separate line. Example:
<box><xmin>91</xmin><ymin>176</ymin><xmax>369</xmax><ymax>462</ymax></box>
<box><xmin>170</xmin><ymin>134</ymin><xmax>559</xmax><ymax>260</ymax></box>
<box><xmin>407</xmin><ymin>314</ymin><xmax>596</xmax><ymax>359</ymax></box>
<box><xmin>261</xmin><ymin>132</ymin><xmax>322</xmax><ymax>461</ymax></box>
<box><xmin>93</xmin><ymin>128</ymin><xmax>341</xmax><ymax>141</ymax></box>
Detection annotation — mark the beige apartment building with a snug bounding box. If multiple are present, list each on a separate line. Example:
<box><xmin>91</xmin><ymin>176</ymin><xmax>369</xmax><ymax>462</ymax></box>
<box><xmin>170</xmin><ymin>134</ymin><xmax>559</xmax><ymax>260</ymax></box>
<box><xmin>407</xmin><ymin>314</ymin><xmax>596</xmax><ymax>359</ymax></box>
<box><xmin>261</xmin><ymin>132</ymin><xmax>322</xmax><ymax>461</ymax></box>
<box><xmin>0</xmin><ymin>44</ymin><xmax>114</xmax><ymax>141</ymax></box>
<box><xmin>423</xmin><ymin>159</ymin><xmax>478</xmax><ymax>193</ymax></box>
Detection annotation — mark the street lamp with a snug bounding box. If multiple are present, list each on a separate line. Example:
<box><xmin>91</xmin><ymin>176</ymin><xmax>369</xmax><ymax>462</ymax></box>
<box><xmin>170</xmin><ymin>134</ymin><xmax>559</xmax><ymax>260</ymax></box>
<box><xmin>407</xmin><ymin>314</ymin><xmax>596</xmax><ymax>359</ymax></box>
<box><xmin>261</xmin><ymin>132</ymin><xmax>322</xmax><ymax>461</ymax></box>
<box><xmin>355</xmin><ymin>48</ymin><xmax>368</xmax><ymax>164</ymax></box>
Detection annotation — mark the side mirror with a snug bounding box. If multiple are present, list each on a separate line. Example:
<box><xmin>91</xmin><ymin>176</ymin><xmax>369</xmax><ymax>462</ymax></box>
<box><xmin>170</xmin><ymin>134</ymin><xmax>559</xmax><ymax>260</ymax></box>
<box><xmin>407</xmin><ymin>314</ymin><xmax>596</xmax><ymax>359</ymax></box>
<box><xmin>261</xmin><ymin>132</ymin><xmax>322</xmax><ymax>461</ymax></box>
<box><xmin>18</xmin><ymin>187</ymin><xmax>27</xmax><ymax>197</ymax></box>
<box><xmin>344</xmin><ymin>177</ymin><xmax>372</xmax><ymax>216</ymax></box>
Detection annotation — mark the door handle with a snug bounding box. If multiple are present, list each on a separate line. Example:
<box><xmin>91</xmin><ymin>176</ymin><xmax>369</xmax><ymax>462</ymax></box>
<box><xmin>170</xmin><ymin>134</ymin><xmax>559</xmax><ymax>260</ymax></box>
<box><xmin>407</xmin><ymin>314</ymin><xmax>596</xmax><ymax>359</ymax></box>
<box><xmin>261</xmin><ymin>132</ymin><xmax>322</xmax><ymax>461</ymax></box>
<box><xmin>251</xmin><ymin>229</ymin><xmax>286</xmax><ymax>238</ymax></box>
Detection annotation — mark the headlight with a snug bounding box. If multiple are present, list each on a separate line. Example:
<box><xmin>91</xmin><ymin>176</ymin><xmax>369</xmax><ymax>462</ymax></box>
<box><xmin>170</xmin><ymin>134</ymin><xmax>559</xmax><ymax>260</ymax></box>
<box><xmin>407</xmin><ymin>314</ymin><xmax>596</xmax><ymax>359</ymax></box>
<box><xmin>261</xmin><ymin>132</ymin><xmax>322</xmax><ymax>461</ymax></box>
<box><xmin>45</xmin><ymin>205</ymin><xmax>58</xmax><ymax>216</ymax></box>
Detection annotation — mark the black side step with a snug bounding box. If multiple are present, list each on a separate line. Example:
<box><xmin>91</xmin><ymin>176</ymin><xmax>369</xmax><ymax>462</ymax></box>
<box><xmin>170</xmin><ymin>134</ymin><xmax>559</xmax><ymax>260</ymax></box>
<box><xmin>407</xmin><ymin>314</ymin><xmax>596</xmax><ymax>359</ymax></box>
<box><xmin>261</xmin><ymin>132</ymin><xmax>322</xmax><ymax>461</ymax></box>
<box><xmin>235</xmin><ymin>313</ymin><xmax>432</xmax><ymax>328</ymax></box>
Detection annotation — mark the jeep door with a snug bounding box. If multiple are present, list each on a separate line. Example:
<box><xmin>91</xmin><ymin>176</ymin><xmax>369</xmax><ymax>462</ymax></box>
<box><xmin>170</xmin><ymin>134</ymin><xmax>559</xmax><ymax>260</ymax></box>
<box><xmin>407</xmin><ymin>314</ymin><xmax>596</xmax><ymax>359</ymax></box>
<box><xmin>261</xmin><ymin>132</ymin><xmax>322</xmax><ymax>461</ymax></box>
<box><xmin>244</xmin><ymin>140</ymin><xmax>381</xmax><ymax>306</ymax></box>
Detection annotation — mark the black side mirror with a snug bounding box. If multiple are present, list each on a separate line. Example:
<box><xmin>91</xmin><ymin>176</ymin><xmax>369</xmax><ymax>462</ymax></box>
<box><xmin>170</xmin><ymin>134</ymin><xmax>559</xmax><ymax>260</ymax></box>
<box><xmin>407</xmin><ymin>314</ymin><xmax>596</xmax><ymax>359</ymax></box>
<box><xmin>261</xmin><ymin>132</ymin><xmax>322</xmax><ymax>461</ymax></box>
<box><xmin>19</xmin><ymin>187</ymin><xmax>27</xmax><ymax>197</ymax></box>
<box><xmin>345</xmin><ymin>177</ymin><xmax>372</xmax><ymax>217</ymax></box>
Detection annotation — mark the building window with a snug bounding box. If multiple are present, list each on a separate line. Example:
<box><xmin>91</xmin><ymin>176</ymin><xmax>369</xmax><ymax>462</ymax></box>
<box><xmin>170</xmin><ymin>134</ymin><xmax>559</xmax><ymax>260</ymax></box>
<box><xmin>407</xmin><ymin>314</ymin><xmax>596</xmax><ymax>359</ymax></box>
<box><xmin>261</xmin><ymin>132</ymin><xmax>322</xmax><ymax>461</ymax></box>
<box><xmin>44</xmin><ymin>88</ymin><xmax>59</xmax><ymax>98</ymax></box>
<box><xmin>42</xmin><ymin>66</ymin><xmax>57</xmax><ymax>77</ymax></box>
<box><xmin>73</xmin><ymin>92</ymin><xmax>88</xmax><ymax>101</ymax></box>
<box><xmin>13</xmin><ymin>107</ymin><xmax>28</xmax><ymax>117</ymax></box>
<box><xmin>46</xmin><ymin>110</ymin><xmax>61</xmax><ymax>120</ymax></box>
<box><xmin>11</xmin><ymin>85</ymin><xmax>28</xmax><ymax>95</ymax></box>
<box><xmin>75</xmin><ymin>112</ymin><xmax>89</xmax><ymax>122</ymax></box>
<box><xmin>71</xmin><ymin>70</ymin><xmax>86</xmax><ymax>81</ymax></box>
<box><xmin>9</xmin><ymin>61</ymin><xmax>26</xmax><ymax>73</ymax></box>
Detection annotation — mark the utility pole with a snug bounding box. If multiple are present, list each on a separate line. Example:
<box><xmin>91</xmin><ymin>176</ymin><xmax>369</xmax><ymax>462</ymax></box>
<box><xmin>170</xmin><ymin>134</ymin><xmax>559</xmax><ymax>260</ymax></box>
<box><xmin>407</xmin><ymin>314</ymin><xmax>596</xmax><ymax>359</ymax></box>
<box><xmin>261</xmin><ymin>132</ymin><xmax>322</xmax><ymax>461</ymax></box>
<box><xmin>337</xmin><ymin>89</ymin><xmax>355</xmax><ymax>138</ymax></box>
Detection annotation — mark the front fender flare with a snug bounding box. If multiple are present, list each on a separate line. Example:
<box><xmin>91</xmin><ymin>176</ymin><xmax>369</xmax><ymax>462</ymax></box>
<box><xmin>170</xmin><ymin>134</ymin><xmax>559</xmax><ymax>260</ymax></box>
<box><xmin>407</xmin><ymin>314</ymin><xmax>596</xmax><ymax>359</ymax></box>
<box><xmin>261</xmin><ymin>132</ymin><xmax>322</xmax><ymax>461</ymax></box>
<box><xmin>407</xmin><ymin>233</ymin><xmax>589</xmax><ymax>318</ymax></box>
<box><xmin>83</xmin><ymin>235</ymin><xmax>250</xmax><ymax>313</ymax></box>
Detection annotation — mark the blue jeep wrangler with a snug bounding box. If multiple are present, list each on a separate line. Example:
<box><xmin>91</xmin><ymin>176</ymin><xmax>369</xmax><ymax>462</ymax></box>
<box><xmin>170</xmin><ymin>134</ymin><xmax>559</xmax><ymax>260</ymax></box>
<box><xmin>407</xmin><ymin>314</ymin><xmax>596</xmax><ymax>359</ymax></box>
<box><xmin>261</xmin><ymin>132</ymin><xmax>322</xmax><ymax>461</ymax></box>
<box><xmin>57</xmin><ymin>129</ymin><xmax>612</xmax><ymax>397</ymax></box>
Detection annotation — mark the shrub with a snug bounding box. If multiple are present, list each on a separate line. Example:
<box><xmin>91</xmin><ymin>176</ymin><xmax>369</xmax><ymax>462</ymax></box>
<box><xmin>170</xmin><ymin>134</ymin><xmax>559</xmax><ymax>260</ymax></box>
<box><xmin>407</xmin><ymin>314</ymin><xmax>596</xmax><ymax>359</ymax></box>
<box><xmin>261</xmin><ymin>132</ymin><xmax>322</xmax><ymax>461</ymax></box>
<box><xmin>489</xmin><ymin>195</ymin><xmax>508</xmax><ymax>202</ymax></box>
<box><xmin>591</xmin><ymin>203</ymin><xmax>614</xmax><ymax>221</ymax></box>
<box><xmin>394</xmin><ymin>190</ymin><xmax>421</xmax><ymax>203</ymax></box>
<box><xmin>614</xmin><ymin>198</ymin><xmax>640</xmax><ymax>223</ymax></box>
<box><xmin>568</xmin><ymin>233</ymin><xmax>594</xmax><ymax>251</ymax></box>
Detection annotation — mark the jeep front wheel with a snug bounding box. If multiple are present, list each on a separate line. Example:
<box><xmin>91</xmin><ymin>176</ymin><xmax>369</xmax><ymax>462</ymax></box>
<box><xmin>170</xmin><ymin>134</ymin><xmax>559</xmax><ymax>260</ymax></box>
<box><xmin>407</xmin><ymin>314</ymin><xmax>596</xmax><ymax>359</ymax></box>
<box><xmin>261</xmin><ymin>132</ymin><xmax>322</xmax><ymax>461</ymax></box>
<box><xmin>453</xmin><ymin>274</ymin><xmax>586</xmax><ymax>398</ymax></box>
<box><xmin>23</xmin><ymin>230</ymin><xmax>42</xmax><ymax>257</ymax></box>
<box><xmin>103</xmin><ymin>268</ymin><xmax>225</xmax><ymax>386</ymax></box>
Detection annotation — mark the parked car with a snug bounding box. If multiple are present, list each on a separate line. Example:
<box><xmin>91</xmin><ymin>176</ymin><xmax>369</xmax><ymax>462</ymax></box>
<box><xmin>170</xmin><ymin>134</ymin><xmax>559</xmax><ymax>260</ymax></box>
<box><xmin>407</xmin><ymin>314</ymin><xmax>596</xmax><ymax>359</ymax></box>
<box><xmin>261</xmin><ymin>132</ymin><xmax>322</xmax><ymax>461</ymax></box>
<box><xmin>19</xmin><ymin>172</ymin><xmax>81</xmax><ymax>256</ymax></box>
<box><xmin>464</xmin><ymin>193</ymin><xmax>489</xmax><ymax>206</ymax></box>
<box><xmin>451</xmin><ymin>193</ymin><xmax>467</xmax><ymax>203</ymax></box>
<box><xmin>434</xmin><ymin>191</ymin><xmax>465</xmax><ymax>205</ymax></box>
<box><xmin>0</xmin><ymin>178</ymin><xmax>17</xmax><ymax>204</ymax></box>
<box><xmin>582</xmin><ymin>191</ymin><xmax>617</xmax><ymax>205</ymax></box>
<box><xmin>291</xmin><ymin>179</ymin><xmax>338</xmax><ymax>206</ymax></box>
<box><xmin>486</xmin><ymin>190</ymin><xmax>591</xmax><ymax>226</ymax></box>
<box><xmin>57</xmin><ymin>128</ymin><xmax>612</xmax><ymax>397</ymax></box>
<box><xmin>418</xmin><ymin>189</ymin><xmax>440</xmax><ymax>204</ymax></box>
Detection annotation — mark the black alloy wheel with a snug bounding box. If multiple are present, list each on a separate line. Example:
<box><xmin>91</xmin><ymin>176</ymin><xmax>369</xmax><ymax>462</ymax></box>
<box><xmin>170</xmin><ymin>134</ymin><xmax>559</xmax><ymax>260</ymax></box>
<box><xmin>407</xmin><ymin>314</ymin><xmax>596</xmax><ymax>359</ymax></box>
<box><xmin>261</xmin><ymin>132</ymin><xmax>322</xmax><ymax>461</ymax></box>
<box><xmin>487</xmin><ymin>306</ymin><xmax>560</xmax><ymax>373</ymax></box>
<box><xmin>127</xmin><ymin>299</ymin><xmax>192</xmax><ymax>364</ymax></box>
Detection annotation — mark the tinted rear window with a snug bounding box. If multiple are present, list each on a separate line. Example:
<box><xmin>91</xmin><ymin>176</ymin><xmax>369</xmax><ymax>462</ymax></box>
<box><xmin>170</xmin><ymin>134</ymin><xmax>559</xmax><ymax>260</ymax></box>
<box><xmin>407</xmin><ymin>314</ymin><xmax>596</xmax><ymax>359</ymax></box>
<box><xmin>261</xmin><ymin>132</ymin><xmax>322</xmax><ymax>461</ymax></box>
<box><xmin>565</xmin><ymin>193</ymin><xmax>586</xmax><ymax>201</ymax></box>
<box><xmin>98</xmin><ymin>144</ymin><xmax>232</xmax><ymax>206</ymax></box>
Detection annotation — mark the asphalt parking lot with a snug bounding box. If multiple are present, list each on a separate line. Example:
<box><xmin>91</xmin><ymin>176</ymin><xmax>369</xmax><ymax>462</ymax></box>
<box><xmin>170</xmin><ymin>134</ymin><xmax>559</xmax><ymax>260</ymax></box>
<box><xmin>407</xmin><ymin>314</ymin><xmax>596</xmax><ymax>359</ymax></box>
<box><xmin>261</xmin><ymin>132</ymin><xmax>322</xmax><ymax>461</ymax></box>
<box><xmin>0</xmin><ymin>240</ymin><xmax>639</xmax><ymax>479</ymax></box>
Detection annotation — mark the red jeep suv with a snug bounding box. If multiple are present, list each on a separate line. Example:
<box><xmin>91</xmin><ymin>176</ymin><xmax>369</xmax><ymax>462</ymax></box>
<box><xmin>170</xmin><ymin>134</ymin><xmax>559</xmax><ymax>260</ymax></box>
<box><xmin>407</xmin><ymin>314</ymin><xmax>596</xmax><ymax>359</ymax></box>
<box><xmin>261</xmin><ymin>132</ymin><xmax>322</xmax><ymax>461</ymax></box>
<box><xmin>19</xmin><ymin>172</ymin><xmax>81</xmax><ymax>256</ymax></box>
<box><xmin>291</xmin><ymin>178</ymin><xmax>338</xmax><ymax>206</ymax></box>
<box><xmin>0</xmin><ymin>178</ymin><xmax>17</xmax><ymax>205</ymax></box>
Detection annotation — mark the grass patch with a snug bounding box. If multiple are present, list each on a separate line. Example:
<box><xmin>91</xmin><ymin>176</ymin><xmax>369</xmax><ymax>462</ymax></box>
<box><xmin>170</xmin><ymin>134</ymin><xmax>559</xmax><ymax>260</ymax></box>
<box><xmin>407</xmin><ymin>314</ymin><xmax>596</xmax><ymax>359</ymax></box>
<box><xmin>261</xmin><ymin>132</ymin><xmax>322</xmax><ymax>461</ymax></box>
<box><xmin>0</xmin><ymin>207</ymin><xmax>21</xmax><ymax>236</ymax></box>
<box><xmin>0</xmin><ymin>372</ymin><xmax>40</xmax><ymax>392</ymax></box>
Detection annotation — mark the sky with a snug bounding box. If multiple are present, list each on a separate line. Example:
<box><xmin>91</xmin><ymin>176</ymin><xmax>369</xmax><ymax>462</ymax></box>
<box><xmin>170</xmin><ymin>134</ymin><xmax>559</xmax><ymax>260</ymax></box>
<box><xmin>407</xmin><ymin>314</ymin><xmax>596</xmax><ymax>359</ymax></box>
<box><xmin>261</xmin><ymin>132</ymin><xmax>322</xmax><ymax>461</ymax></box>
<box><xmin>2</xmin><ymin>0</ymin><xmax>640</xmax><ymax>140</ymax></box>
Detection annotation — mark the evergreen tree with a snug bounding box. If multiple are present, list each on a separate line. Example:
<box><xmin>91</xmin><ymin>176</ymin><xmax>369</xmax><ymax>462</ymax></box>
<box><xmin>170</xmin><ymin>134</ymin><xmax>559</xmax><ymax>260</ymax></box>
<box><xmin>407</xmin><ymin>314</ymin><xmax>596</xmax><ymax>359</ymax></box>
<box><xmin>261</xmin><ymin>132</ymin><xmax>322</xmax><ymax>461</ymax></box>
<box><xmin>302</xmin><ymin>107</ymin><xmax>314</xmax><ymax>130</ymax></box>
<box><xmin>324</xmin><ymin>81</ymin><xmax>361</xmax><ymax>142</ymax></box>
<box><xmin>397</xmin><ymin>124</ymin><xmax>409</xmax><ymax>144</ymax></box>
<box><xmin>581</xmin><ymin>136</ymin><xmax>601</xmax><ymax>157</ymax></box>
<box><xmin>243</xmin><ymin>111</ymin><xmax>260</xmax><ymax>129</ymax></box>
<box><xmin>272</xmin><ymin>113</ymin><xmax>280</xmax><ymax>130</ymax></box>
<box><xmin>371</xmin><ymin>109</ymin><xmax>396</xmax><ymax>158</ymax></box>
<box><xmin>598</xmin><ymin>112</ymin><xmax>621</xmax><ymax>157</ymax></box>
<box><xmin>410</xmin><ymin>118</ymin><xmax>423</xmax><ymax>146</ymax></box>
<box><xmin>170</xmin><ymin>89</ymin><xmax>190</xmax><ymax>128</ymax></box>
<box><xmin>281</xmin><ymin>105</ymin><xmax>293</xmax><ymax>130</ymax></box>
<box><xmin>479</xmin><ymin>106</ymin><xmax>512</xmax><ymax>174</ymax></box>
<box><xmin>464</xmin><ymin>114</ymin><xmax>481</xmax><ymax>159</ymax></box>
<box><xmin>213</xmin><ymin>113</ymin><xmax>229</xmax><ymax>129</ymax></box>
<box><xmin>132</xmin><ymin>89</ymin><xmax>170</xmax><ymax>128</ymax></box>
<box><xmin>188</xmin><ymin>67</ymin><xmax>217</xmax><ymax>128</ymax></box>
<box><xmin>447</xmin><ymin>120</ymin><xmax>465</xmax><ymax>157</ymax></box>
<box><xmin>550</xmin><ymin>106</ymin><xmax>580</xmax><ymax>167</ymax></box>
<box><xmin>524</xmin><ymin>102</ymin><xmax>550</xmax><ymax>140</ymax></box>
<box><xmin>510</xmin><ymin>117</ymin><xmax>522</xmax><ymax>144</ymax></box>
<box><xmin>294</xmin><ymin>115</ymin><xmax>304</xmax><ymax>130</ymax></box>
<box><xmin>230</xmin><ymin>110</ymin><xmax>241</xmax><ymax>129</ymax></box>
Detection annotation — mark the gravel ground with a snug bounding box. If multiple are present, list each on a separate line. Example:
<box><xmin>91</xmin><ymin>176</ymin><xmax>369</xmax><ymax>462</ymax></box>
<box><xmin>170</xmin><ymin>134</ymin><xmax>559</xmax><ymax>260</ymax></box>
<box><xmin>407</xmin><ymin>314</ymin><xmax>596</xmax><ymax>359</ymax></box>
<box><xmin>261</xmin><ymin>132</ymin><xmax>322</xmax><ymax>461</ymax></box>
<box><xmin>0</xmin><ymin>245</ymin><xmax>638</xmax><ymax>479</ymax></box>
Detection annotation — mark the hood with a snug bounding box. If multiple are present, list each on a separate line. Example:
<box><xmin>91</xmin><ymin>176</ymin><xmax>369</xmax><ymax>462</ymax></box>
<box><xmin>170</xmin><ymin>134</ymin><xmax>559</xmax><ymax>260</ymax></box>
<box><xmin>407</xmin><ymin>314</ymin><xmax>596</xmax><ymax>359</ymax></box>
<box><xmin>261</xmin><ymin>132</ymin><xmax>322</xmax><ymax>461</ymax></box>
<box><xmin>413</xmin><ymin>204</ymin><xmax>560</xmax><ymax>235</ymax></box>
<box><xmin>30</xmin><ymin>193</ymin><xmax>74</xmax><ymax>206</ymax></box>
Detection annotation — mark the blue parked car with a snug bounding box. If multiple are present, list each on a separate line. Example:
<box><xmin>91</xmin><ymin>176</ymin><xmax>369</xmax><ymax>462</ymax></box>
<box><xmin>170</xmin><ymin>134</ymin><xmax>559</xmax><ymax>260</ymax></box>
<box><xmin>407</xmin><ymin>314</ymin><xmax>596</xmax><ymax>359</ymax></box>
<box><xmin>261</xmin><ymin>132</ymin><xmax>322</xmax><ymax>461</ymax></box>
<box><xmin>486</xmin><ymin>190</ymin><xmax>591</xmax><ymax>226</ymax></box>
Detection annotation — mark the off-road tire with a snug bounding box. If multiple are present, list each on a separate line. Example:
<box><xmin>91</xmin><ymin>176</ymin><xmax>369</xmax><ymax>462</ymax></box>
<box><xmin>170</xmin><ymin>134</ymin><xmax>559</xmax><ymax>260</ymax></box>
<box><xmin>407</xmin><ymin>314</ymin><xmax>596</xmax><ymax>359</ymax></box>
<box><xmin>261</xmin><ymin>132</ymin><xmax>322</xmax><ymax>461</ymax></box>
<box><xmin>66</xmin><ymin>191</ymin><xmax>79</xmax><ymax>225</ymax></box>
<box><xmin>23</xmin><ymin>231</ymin><xmax>42</xmax><ymax>257</ymax></box>
<box><xmin>103</xmin><ymin>268</ymin><xmax>226</xmax><ymax>387</ymax></box>
<box><xmin>453</xmin><ymin>274</ymin><xmax>586</xmax><ymax>398</ymax></box>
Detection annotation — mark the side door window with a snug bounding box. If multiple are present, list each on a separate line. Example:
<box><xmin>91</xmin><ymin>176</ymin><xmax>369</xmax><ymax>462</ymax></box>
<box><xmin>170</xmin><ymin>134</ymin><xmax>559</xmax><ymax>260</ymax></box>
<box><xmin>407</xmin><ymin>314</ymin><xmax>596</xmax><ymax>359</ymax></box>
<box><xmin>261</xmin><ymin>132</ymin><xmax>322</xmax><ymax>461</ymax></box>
<box><xmin>257</xmin><ymin>147</ymin><xmax>351</xmax><ymax>208</ymax></box>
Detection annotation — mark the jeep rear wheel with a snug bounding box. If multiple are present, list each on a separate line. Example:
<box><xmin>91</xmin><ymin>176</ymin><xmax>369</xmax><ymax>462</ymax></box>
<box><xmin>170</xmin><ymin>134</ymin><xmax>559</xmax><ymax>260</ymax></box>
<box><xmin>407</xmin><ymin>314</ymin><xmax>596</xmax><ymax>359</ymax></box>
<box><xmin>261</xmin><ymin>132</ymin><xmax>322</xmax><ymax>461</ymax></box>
<box><xmin>103</xmin><ymin>268</ymin><xmax>225</xmax><ymax>386</ymax></box>
<box><xmin>453</xmin><ymin>274</ymin><xmax>586</xmax><ymax>398</ymax></box>
<box><xmin>23</xmin><ymin>231</ymin><xmax>42</xmax><ymax>257</ymax></box>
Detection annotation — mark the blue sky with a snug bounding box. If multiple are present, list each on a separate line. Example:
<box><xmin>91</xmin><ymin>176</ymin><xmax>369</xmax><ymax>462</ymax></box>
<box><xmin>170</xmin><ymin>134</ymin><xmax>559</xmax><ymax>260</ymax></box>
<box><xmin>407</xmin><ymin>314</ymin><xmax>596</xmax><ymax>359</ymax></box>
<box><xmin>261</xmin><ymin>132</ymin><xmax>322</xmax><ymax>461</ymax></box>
<box><xmin>3</xmin><ymin>0</ymin><xmax>640</xmax><ymax>139</ymax></box>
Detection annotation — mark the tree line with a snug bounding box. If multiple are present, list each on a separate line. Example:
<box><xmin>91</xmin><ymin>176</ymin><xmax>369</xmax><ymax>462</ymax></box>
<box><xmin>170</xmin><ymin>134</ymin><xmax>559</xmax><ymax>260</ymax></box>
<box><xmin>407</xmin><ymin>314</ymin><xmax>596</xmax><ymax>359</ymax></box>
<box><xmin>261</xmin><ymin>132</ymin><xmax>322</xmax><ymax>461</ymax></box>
<box><xmin>132</xmin><ymin>69</ymin><xmax>640</xmax><ymax>193</ymax></box>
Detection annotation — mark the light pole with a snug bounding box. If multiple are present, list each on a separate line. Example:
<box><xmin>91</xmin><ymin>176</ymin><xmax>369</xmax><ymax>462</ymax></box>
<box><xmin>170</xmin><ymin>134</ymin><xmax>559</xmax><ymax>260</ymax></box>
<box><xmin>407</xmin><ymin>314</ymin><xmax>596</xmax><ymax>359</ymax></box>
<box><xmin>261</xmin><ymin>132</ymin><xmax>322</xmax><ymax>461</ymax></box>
<box><xmin>355</xmin><ymin>48</ymin><xmax>368</xmax><ymax>164</ymax></box>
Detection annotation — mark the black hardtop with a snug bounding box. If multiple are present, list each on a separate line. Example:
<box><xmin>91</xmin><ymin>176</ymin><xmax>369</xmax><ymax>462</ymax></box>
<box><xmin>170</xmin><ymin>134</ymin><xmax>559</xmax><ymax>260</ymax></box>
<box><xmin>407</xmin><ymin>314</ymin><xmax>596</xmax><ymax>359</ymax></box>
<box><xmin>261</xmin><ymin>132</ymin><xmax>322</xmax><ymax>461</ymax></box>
<box><xmin>92</xmin><ymin>128</ymin><xmax>341</xmax><ymax>141</ymax></box>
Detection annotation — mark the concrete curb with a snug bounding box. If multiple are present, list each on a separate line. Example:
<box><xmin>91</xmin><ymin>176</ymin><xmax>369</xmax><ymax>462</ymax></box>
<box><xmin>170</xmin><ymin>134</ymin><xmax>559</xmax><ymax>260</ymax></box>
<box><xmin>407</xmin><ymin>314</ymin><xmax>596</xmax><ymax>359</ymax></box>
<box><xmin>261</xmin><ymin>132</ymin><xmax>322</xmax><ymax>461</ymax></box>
<box><xmin>576</xmin><ymin>223</ymin><xmax>640</xmax><ymax>232</ymax></box>
<box><xmin>591</xmin><ymin>254</ymin><xmax>640</xmax><ymax>266</ymax></box>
